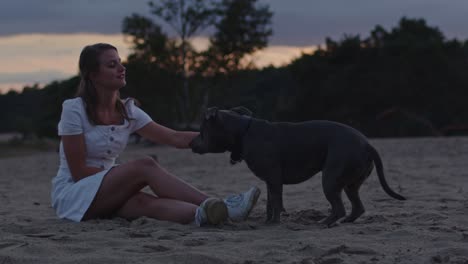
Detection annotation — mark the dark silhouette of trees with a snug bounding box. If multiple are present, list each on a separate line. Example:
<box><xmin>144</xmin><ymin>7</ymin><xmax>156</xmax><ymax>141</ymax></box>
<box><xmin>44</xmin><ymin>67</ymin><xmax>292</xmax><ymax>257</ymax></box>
<box><xmin>122</xmin><ymin>0</ymin><xmax>272</xmax><ymax>127</ymax></box>
<box><xmin>1</xmin><ymin>17</ymin><xmax>468</xmax><ymax>138</ymax></box>
<box><xmin>203</xmin><ymin>0</ymin><xmax>273</xmax><ymax>73</ymax></box>
<box><xmin>283</xmin><ymin>17</ymin><xmax>468</xmax><ymax>136</ymax></box>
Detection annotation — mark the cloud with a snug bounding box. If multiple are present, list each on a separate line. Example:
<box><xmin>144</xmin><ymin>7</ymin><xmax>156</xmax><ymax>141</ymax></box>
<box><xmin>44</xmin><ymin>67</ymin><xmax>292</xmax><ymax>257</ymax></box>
<box><xmin>0</xmin><ymin>33</ymin><xmax>132</xmax><ymax>74</ymax></box>
<box><xmin>0</xmin><ymin>33</ymin><xmax>133</xmax><ymax>93</ymax></box>
<box><xmin>1</xmin><ymin>0</ymin><xmax>467</xmax><ymax>46</ymax></box>
<box><xmin>0</xmin><ymin>70</ymin><xmax>71</xmax><ymax>92</ymax></box>
<box><xmin>0</xmin><ymin>33</ymin><xmax>316</xmax><ymax>93</ymax></box>
<box><xmin>0</xmin><ymin>70</ymin><xmax>69</xmax><ymax>83</ymax></box>
<box><xmin>268</xmin><ymin>0</ymin><xmax>468</xmax><ymax>45</ymax></box>
<box><xmin>0</xmin><ymin>0</ymin><xmax>151</xmax><ymax>36</ymax></box>
<box><xmin>248</xmin><ymin>46</ymin><xmax>317</xmax><ymax>68</ymax></box>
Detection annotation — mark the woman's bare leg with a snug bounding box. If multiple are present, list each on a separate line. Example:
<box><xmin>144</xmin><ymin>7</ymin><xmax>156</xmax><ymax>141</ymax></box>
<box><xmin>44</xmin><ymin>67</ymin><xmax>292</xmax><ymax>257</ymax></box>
<box><xmin>115</xmin><ymin>192</ymin><xmax>198</xmax><ymax>224</ymax></box>
<box><xmin>83</xmin><ymin>157</ymin><xmax>209</xmax><ymax>221</ymax></box>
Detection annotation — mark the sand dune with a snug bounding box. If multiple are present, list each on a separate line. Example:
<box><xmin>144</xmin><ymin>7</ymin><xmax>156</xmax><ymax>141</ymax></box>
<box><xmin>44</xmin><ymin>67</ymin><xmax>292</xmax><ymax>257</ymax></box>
<box><xmin>0</xmin><ymin>137</ymin><xmax>467</xmax><ymax>263</ymax></box>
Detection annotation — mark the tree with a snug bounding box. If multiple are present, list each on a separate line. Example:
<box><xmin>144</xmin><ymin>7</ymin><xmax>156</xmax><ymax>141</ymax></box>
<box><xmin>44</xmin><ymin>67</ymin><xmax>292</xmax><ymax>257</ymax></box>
<box><xmin>203</xmin><ymin>0</ymin><xmax>273</xmax><ymax>74</ymax></box>
<box><xmin>150</xmin><ymin>0</ymin><xmax>216</xmax><ymax>125</ymax></box>
<box><xmin>200</xmin><ymin>0</ymin><xmax>273</xmax><ymax>113</ymax></box>
<box><xmin>122</xmin><ymin>14</ymin><xmax>171</xmax><ymax>68</ymax></box>
<box><xmin>122</xmin><ymin>0</ymin><xmax>273</xmax><ymax>127</ymax></box>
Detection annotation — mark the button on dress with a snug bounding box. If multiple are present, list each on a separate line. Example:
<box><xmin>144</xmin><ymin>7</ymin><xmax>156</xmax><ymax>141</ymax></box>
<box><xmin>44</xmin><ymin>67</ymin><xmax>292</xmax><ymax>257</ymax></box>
<box><xmin>51</xmin><ymin>97</ymin><xmax>152</xmax><ymax>222</ymax></box>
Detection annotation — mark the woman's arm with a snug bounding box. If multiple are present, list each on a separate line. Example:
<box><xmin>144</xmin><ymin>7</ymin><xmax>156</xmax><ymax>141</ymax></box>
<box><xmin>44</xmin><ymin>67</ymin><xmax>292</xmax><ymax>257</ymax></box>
<box><xmin>62</xmin><ymin>134</ymin><xmax>103</xmax><ymax>181</ymax></box>
<box><xmin>135</xmin><ymin>121</ymin><xmax>199</xmax><ymax>149</ymax></box>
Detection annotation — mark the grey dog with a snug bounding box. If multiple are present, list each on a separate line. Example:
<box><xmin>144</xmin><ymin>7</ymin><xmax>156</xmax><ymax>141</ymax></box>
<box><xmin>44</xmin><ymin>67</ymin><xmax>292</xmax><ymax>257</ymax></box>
<box><xmin>190</xmin><ymin>107</ymin><xmax>406</xmax><ymax>226</ymax></box>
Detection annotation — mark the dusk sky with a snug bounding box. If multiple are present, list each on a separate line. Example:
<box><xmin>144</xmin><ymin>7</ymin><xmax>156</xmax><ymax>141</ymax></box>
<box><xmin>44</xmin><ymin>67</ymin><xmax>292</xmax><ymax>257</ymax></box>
<box><xmin>1</xmin><ymin>0</ymin><xmax>467</xmax><ymax>93</ymax></box>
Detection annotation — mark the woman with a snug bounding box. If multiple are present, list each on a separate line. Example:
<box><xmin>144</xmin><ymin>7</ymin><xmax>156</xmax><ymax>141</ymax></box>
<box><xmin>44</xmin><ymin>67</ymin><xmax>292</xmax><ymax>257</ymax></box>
<box><xmin>51</xmin><ymin>43</ymin><xmax>260</xmax><ymax>226</ymax></box>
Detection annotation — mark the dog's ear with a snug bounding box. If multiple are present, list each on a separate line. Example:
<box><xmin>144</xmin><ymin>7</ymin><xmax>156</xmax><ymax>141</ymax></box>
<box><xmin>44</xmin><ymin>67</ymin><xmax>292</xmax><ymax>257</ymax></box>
<box><xmin>204</xmin><ymin>107</ymin><xmax>219</xmax><ymax>120</ymax></box>
<box><xmin>229</xmin><ymin>106</ymin><xmax>252</xmax><ymax>116</ymax></box>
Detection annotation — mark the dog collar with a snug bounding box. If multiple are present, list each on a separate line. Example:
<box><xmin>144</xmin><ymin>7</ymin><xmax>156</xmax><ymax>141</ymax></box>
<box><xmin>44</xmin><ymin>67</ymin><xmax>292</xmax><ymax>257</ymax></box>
<box><xmin>230</xmin><ymin>115</ymin><xmax>252</xmax><ymax>165</ymax></box>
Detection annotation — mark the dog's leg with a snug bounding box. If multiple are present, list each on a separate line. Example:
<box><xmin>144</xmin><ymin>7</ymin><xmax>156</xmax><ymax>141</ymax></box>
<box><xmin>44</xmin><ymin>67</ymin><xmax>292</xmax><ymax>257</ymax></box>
<box><xmin>266</xmin><ymin>182</ymin><xmax>283</xmax><ymax>224</ymax></box>
<box><xmin>342</xmin><ymin>185</ymin><xmax>364</xmax><ymax>223</ymax></box>
<box><xmin>266</xmin><ymin>185</ymin><xmax>284</xmax><ymax>220</ymax></box>
<box><xmin>280</xmin><ymin>187</ymin><xmax>287</xmax><ymax>215</ymax></box>
<box><xmin>276</xmin><ymin>189</ymin><xmax>289</xmax><ymax>217</ymax></box>
<box><xmin>266</xmin><ymin>186</ymin><xmax>272</xmax><ymax>221</ymax></box>
<box><xmin>319</xmin><ymin>167</ymin><xmax>346</xmax><ymax>227</ymax></box>
<box><xmin>342</xmin><ymin>162</ymin><xmax>374</xmax><ymax>223</ymax></box>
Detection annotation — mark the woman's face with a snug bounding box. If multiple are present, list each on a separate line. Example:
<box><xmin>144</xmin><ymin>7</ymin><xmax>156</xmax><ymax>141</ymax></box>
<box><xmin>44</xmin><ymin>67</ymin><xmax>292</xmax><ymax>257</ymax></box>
<box><xmin>91</xmin><ymin>49</ymin><xmax>126</xmax><ymax>90</ymax></box>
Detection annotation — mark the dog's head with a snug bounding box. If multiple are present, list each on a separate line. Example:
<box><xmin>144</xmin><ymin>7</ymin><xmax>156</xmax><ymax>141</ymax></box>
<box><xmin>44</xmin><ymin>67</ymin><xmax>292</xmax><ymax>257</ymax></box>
<box><xmin>189</xmin><ymin>106</ymin><xmax>253</xmax><ymax>154</ymax></box>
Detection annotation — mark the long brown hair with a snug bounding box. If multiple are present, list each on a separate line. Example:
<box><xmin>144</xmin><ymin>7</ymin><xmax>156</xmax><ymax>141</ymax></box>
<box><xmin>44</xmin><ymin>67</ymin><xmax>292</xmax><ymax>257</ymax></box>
<box><xmin>75</xmin><ymin>43</ymin><xmax>131</xmax><ymax>125</ymax></box>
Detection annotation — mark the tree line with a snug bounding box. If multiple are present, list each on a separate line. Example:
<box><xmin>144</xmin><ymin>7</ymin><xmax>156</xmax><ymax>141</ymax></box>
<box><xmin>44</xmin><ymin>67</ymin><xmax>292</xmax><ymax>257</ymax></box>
<box><xmin>1</xmin><ymin>1</ymin><xmax>467</xmax><ymax>139</ymax></box>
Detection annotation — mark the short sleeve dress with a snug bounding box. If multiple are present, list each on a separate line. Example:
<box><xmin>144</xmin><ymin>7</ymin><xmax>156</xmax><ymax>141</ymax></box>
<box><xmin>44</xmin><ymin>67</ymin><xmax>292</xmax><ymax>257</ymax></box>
<box><xmin>51</xmin><ymin>97</ymin><xmax>152</xmax><ymax>222</ymax></box>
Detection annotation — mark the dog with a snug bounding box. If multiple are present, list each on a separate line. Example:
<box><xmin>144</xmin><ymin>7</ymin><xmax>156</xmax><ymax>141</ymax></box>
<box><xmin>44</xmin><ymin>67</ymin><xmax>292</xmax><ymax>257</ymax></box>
<box><xmin>190</xmin><ymin>107</ymin><xmax>406</xmax><ymax>226</ymax></box>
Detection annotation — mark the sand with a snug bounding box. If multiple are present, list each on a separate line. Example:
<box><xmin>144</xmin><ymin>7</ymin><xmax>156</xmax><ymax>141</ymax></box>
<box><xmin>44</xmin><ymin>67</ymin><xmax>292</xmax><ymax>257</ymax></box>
<box><xmin>0</xmin><ymin>137</ymin><xmax>467</xmax><ymax>264</ymax></box>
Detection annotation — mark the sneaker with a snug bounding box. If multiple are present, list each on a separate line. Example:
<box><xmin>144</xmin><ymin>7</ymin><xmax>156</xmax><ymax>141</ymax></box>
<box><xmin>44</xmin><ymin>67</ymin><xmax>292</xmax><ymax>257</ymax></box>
<box><xmin>224</xmin><ymin>186</ymin><xmax>261</xmax><ymax>222</ymax></box>
<box><xmin>194</xmin><ymin>198</ymin><xmax>228</xmax><ymax>226</ymax></box>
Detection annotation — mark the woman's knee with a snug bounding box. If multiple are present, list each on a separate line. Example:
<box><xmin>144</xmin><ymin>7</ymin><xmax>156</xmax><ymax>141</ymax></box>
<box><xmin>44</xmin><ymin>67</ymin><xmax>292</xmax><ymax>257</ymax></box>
<box><xmin>125</xmin><ymin>157</ymin><xmax>170</xmax><ymax>185</ymax></box>
<box><xmin>128</xmin><ymin>157</ymin><xmax>164</xmax><ymax>176</ymax></box>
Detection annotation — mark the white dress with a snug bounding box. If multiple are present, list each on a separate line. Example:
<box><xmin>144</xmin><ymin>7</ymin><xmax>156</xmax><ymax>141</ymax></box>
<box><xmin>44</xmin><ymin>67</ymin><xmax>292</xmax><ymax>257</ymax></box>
<box><xmin>51</xmin><ymin>97</ymin><xmax>152</xmax><ymax>222</ymax></box>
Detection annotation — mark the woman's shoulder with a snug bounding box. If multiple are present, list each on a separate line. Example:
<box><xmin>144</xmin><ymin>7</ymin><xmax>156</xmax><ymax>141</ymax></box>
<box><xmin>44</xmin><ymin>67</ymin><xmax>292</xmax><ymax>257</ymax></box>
<box><xmin>63</xmin><ymin>97</ymin><xmax>83</xmax><ymax>106</ymax></box>
<box><xmin>122</xmin><ymin>97</ymin><xmax>138</xmax><ymax>105</ymax></box>
<box><xmin>62</xmin><ymin>97</ymin><xmax>85</xmax><ymax>112</ymax></box>
<box><xmin>121</xmin><ymin>97</ymin><xmax>141</xmax><ymax>112</ymax></box>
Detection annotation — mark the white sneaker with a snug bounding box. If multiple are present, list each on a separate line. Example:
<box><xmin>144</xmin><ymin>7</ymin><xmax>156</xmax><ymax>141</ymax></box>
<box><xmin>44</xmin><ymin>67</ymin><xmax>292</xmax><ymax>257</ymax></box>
<box><xmin>224</xmin><ymin>186</ymin><xmax>261</xmax><ymax>222</ymax></box>
<box><xmin>194</xmin><ymin>198</ymin><xmax>228</xmax><ymax>226</ymax></box>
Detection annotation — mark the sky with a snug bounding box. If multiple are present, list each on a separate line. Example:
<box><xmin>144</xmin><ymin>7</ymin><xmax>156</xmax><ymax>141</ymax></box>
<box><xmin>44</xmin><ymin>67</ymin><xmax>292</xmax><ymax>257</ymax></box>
<box><xmin>1</xmin><ymin>0</ymin><xmax>468</xmax><ymax>93</ymax></box>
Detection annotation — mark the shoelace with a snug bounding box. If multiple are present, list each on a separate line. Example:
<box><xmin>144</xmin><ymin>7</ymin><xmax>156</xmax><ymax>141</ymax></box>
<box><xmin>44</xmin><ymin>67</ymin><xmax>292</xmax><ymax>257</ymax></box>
<box><xmin>224</xmin><ymin>193</ymin><xmax>244</xmax><ymax>207</ymax></box>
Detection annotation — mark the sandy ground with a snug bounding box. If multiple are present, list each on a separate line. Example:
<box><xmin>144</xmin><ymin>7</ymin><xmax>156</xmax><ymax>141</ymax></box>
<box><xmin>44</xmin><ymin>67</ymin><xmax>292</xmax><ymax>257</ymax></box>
<box><xmin>0</xmin><ymin>137</ymin><xmax>467</xmax><ymax>264</ymax></box>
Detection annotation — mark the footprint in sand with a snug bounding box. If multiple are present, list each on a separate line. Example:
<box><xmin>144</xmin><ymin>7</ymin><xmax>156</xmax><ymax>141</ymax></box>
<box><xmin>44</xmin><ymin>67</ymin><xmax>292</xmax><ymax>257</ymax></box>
<box><xmin>461</xmin><ymin>233</ymin><xmax>468</xmax><ymax>242</ymax></box>
<box><xmin>285</xmin><ymin>223</ymin><xmax>306</xmax><ymax>231</ymax></box>
<box><xmin>357</xmin><ymin>215</ymin><xmax>389</xmax><ymax>224</ymax></box>
<box><xmin>124</xmin><ymin>244</ymin><xmax>171</xmax><ymax>253</ymax></box>
<box><xmin>157</xmin><ymin>234</ymin><xmax>177</xmax><ymax>240</ymax></box>
<box><xmin>288</xmin><ymin>209</ymin><xmax>327</xmax><ymax>225</ymax></box>
<box><xmin>224</xmin><ymin>222</ymin><xmax>258</xmax><ymax>231</ymax></box>
<box><xmin>297</xmin><ymin>244</ymin><xmax>326</xmax><ymax>256</ymax></box>
<box><xmin>127</xmin><ymin>231</ymin><xmax>152</xmax><ymax>238</ymax></box>
<box><xmin>299</xmin><ymin>244</ymin><xmax>377</xmax><ymax>264</ymax></box>
<box><xmin>430</xmin><ymin>247</ymin><xmax>468</xmax><ymax>263</ymax></box>
<box><xmin>0</xmin><ymin>241</ymin><xmax>28</xmax><ymax>251</ymax></box>
<box><xmin>182</xmin><ymin>239</ymin><xmax>206</xmax><ymax>247</ymax></box>
<box><xmin>50</xmin><ymin>235</ymin><xmax>73</xmax><ymax>242</ymax></box>
<box><xmin>152</xmin><ymin>253</ymin><xmax>223</xmax><ymax>264</ymax></box>
<box><xmin>143</xmin><ymin>244</ymin><xmax>171</xmax><ymax>252</ymax></box>
<box><xmin>24</xmin><ymin>233</ymin><xmax>56</xmax><ymax>238</ymax></box>
<box><xmin>322</xmin><ymin>245</ymin><xmax>377</xmax><ymax>257</ymax></box>
<box><xmin>414</xmin><ymin>213</ymin><xmax>448</xmax><ymax>223</ymax></box>
<box><xmin>2</xmin><ymin>223</ymin><xmax>47</xmax><ymax>235</ymax></box>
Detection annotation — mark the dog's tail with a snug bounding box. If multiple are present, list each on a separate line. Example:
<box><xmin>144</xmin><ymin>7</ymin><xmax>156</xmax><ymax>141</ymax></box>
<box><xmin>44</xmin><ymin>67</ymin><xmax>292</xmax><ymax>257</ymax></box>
<box><xmin>368</xmin><ymin>145</ymin><xmax>406</xmax><ymax>200</ymax></box>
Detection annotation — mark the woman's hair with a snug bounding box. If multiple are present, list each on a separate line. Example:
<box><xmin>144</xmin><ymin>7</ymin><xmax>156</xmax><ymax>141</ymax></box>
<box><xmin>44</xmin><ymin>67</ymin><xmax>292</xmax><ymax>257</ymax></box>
<box><xmin>76</xmin><ymin>43</ymin><xmax>132</xmax><ymax>125</ymax></box>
